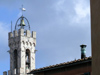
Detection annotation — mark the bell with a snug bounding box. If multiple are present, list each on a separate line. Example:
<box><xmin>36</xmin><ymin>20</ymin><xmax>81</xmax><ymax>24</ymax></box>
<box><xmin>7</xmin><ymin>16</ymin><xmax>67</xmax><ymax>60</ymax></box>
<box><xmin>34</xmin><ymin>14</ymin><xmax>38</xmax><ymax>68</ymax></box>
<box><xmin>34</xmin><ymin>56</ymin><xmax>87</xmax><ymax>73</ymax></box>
<box><xmin>20</xmin><ymin>19</ymin><xmax>25</xmax><ymax>26</ymax></box>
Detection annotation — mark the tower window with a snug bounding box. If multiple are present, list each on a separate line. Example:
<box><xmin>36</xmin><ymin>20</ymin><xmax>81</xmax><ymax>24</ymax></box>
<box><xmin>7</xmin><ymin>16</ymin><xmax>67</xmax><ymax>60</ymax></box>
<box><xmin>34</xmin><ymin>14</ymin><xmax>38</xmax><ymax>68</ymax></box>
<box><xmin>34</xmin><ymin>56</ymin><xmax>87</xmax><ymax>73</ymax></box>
<box><xmin>14</xmin><ymin>49</ymin><xmax>18</xmax><ymax>74</ymax></box>
<box><xmin>25</xmin><ymin>49</ymin><xmax>30</xmax><ymax>69</ymax></box>
<box><xmin>14</xmin><ymin>50</ymin><xmax>17</xmax><ymax>68</ymax></box>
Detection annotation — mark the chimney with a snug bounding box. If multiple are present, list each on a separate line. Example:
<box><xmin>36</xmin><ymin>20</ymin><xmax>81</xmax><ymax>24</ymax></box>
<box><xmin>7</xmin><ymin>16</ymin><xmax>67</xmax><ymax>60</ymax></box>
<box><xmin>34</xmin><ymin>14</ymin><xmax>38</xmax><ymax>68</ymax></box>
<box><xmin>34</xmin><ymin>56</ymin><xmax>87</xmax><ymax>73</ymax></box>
<box><xmin>80</xmin><ymin>44</ymin><xmax>87</xmax><ymax>59</ymax></box>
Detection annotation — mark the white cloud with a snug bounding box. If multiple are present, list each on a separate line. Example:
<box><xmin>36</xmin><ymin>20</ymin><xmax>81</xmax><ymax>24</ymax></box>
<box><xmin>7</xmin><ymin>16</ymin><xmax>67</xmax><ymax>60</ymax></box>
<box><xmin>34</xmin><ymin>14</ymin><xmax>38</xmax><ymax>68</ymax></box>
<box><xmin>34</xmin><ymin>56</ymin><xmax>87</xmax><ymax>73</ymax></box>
<box><xmin>52</xmin><ymin>0</ymin><xmax>72</xmax><ymax>25</ymax></box>
<box><xmin>52</xmin><ymin>0</ymin><xmax>90</xmax><ymax>26</ymax></box>
<box><xmin>54</xmin><ymin>0</ymin><xmax>65</xmax><ymax>12</ymax></box>
<box><xmin>72</xmin><ymin>0</ymin><xmax>90</xmax><ymax>23</ymax></box>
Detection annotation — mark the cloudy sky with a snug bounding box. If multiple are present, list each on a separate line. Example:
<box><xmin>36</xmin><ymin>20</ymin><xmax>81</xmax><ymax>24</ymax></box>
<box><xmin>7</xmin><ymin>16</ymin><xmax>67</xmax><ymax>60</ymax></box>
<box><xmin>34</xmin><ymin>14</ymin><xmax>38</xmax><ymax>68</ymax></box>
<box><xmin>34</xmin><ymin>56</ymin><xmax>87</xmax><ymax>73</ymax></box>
<box><xmin>0</xmin><ymin>0</ymin><xmax>91</xmax><ymax>74</ymax></box>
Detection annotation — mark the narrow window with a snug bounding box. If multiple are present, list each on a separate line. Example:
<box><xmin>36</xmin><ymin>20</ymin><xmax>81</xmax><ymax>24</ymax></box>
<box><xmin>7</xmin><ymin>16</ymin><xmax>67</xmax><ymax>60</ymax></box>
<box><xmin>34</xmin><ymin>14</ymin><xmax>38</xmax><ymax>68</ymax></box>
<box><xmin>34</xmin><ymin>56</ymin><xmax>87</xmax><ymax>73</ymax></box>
<box><xmin>14</xmin><ymin>50</ymin><xmax>18</xmax><ymax>74</ymax></box>
<box><xmin>25</xmin><ymin>49</ymin><xmax>30</xmax><ymax>69</ymax></box>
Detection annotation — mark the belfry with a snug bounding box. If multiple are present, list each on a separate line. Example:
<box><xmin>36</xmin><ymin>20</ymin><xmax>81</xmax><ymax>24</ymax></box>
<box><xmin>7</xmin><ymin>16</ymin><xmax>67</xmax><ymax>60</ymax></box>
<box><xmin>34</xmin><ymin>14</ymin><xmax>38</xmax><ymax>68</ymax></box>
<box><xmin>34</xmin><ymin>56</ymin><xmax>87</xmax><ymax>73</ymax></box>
<box><xmin>3</xmin><ymin>7</ymin><xmax>36</xmax><ymax>75</ymax></box>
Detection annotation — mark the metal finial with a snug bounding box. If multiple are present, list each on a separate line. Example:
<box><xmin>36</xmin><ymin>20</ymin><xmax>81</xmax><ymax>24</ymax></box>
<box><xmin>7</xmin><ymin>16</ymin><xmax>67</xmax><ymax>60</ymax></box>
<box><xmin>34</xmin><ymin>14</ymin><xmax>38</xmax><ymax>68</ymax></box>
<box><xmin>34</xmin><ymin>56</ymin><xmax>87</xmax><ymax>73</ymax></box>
<box><xmin>15</xmin><ymin>6</ymin><xmax>30</xmax><ymax>30</ymax></box>
<box><xmin>20</xmin><ymin>5</ymin><xmax>26</xmax><ymax>16</ymax></box>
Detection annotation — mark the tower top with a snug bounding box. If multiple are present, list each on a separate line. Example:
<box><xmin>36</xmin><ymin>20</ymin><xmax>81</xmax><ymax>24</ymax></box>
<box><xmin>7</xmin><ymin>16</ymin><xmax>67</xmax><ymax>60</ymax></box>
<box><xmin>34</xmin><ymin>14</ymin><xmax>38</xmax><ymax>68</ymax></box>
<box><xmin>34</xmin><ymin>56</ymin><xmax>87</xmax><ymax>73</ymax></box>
<box><xmin>15</xmin><ymin>15</ymin><xmax>30</xmax><ymax>30</ymax></box>
<box><xmin>15</xmin><ymin>6</ymin><xmax>30</xmax><ymax>31</ymax></box>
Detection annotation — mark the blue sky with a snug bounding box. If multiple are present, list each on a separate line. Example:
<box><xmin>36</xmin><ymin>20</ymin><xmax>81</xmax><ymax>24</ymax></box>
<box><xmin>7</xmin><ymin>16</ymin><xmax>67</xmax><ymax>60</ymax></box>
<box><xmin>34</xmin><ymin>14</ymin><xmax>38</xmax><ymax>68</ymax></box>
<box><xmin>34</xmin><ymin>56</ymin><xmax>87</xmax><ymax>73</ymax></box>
<box><xmin>0</xmin><ymin>0</ymin><xmax>91</xmax><ymax>74</ymax></box>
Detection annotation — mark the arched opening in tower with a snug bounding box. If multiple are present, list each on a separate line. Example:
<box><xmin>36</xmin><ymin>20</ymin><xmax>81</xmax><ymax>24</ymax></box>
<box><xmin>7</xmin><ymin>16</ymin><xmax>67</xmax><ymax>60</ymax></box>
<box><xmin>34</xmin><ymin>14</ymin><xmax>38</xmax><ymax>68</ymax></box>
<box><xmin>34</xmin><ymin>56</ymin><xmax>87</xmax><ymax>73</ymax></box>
<box><xmin>14</xmin><ymin>49</ymin><xmax>18</xmax><ymax>74</ymax></box>
<box><xmin>26</xmin><ymin>49</ymin><xmax>30</xmax><ymax>69</ymax></box>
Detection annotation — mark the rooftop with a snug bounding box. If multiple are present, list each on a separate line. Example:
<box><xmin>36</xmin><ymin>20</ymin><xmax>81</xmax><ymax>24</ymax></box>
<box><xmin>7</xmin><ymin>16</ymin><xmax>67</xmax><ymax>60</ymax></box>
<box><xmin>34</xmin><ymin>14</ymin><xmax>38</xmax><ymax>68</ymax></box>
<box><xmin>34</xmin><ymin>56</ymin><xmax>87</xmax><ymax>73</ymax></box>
<box><xmin>29</xmin><ymin>56</ymin><xmax>92</xmax><ymax>74</ymax></box>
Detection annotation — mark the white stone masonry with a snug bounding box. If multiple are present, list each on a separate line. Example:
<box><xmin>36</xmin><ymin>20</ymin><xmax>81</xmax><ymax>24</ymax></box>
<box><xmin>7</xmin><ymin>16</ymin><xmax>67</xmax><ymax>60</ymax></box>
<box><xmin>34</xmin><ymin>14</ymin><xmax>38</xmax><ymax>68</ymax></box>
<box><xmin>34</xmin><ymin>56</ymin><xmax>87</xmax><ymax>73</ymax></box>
<box><xmin>7</xmin><ymin>29</ymin><xmax>36</xmax><ymax>75</ymax></box>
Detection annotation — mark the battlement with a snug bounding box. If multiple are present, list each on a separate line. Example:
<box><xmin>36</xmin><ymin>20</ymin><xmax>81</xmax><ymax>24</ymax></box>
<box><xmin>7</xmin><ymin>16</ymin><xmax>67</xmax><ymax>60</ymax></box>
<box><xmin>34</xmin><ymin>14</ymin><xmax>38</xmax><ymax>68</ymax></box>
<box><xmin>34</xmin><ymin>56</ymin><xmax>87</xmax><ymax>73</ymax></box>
<box><xmin>8</xmin><ymin>29</ymin><xmax>36</xmax><ymax>39</ymax></box>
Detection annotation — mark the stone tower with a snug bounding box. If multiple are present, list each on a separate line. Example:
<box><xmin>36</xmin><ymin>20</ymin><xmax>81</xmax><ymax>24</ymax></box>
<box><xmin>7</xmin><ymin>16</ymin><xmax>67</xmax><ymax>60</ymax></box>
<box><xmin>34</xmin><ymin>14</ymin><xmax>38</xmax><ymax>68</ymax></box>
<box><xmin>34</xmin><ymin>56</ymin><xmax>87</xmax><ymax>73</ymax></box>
<box><xmin>3</xmin><ymin>14</ymin><xmax>36</xmax><ymax>75</ymax></box>
<box><xmin>91</xmin><ymin>0</ymin><xmax>100</xmax><ymax>75</ymax></box>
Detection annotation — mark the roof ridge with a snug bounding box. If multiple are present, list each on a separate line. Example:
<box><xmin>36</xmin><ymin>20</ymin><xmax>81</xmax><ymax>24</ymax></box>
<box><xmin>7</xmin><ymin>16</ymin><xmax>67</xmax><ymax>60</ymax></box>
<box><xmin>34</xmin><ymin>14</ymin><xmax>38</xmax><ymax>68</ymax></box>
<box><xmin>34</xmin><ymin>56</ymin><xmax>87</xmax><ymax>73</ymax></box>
<box><xmin>30</xmin><ymin>56</ymin><xmax>92</xmax><ymax>73</ymax></box>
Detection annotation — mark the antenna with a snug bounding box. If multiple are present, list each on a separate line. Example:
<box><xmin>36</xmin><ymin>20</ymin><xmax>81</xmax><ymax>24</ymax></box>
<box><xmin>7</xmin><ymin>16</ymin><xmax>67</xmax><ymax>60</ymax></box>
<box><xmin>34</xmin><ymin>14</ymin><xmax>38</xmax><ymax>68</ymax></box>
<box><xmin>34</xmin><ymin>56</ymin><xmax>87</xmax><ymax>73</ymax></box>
<box><xmin>11</xmin><ymin>21</ymin><xmax>12</xmax><ymax>32</ymax></box>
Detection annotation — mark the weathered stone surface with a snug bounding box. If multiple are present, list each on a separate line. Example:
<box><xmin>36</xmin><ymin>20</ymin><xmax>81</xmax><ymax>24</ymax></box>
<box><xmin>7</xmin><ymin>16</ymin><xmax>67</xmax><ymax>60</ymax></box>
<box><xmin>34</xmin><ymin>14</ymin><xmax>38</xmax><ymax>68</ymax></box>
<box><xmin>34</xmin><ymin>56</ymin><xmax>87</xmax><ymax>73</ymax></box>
<box><xmin>8</xmin><ymin>29</ymin><xmax>36</xmax><ymax>75</ymax></box>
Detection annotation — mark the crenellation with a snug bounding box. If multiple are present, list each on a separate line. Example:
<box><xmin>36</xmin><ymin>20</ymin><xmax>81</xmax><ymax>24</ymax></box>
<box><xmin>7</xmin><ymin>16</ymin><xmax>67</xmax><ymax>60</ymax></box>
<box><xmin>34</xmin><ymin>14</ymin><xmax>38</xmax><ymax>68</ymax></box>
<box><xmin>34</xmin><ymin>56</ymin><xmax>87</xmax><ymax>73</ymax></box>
<box><xmin>9</xmin><ymin>29</ymin><xmax>36</xmax><ymax>40</ymax></box>
<box><xmin>9</xmin><ymin>32</ymin><xmax>13</xmax><ymax>39</ymax></box>
<box><xmin>13</xmin><ymin>30</ymin><xmax>18</xmax><ymax>37</ymax></box>
<box><xmin>32</xmin><ymin>31</ymin><xmax>36</xmax><ymax>46</ymax></box>
<box><xmin>3</xmin><ymin>71</ymin><xmax>7</xmax><ymax>75</ymax></box>
<box><xmin>8</xmin><ymin>70</ymin><xmax>11</xmax><ymax>75</ymax></box>
<box><xmin>32</xmin><ymin>31</ymin><xmax>36</xmax><ymax>39</ymax></box>
<box><xmin>26</xmin><ymin>30</ymin><xmax>31</xmax><ymax>37</ymax></box>
<box><xmin>19</xmin><ymin>29</ymin><xmax>24</xmax><ymax>36</ymax></box>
